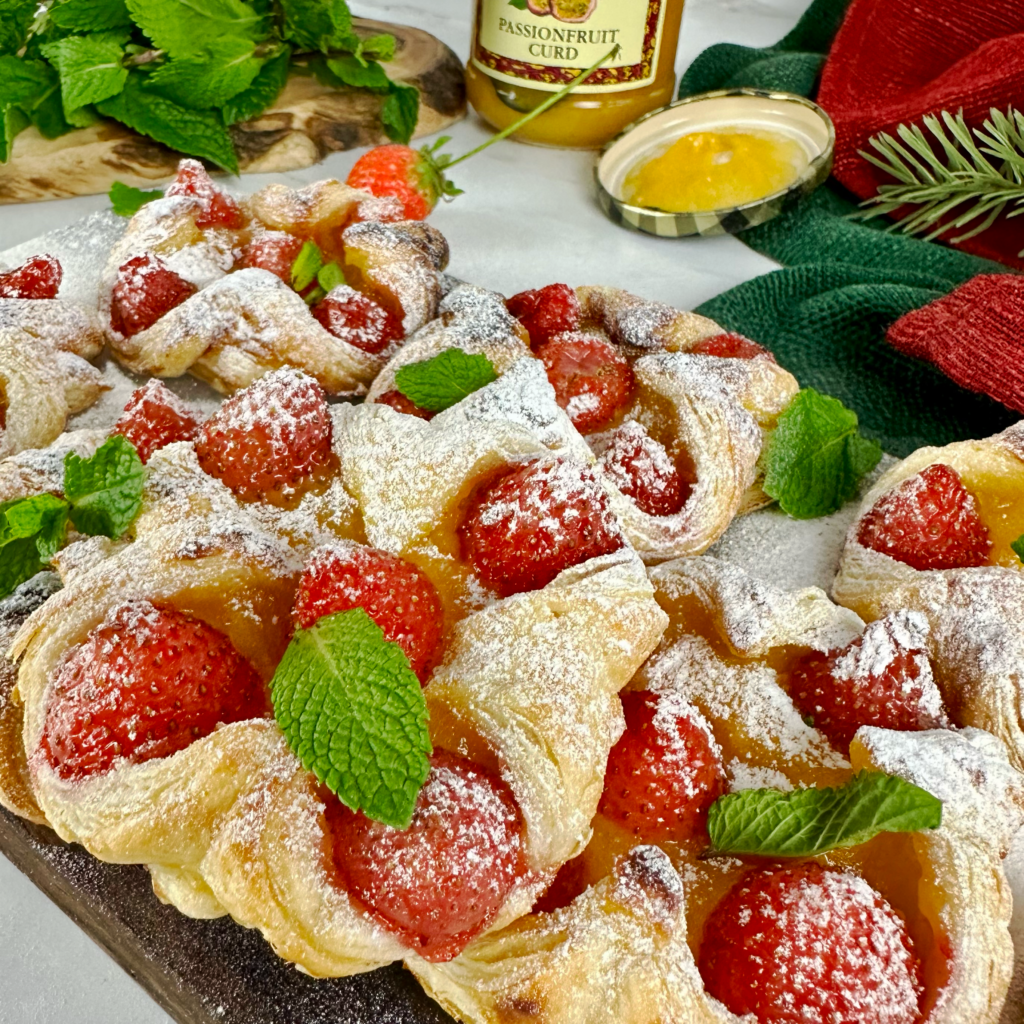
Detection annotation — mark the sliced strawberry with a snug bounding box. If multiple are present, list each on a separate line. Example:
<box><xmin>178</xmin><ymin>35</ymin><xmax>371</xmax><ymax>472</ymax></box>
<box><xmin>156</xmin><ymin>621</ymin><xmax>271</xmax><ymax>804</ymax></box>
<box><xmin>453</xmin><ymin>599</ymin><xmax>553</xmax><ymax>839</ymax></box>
<box><xmin>111</xmin><ymin>379</ymin><xmax>204</xmax><ymax>464</ymax></box>
<box><xmin>506</xmin><ymin>283</ymin><xmax>581</xmax><ymax>347</ymax></box>
<box><xmin>788</xmin><ymin>612</ymin><xmax>947</xmax><ymax>751</ymax></box>
<box><xmin>599</xmin><ymin>690</ymin><xmax>724</xmax><ymax>841</ymax></box>
<box><xmin>41</xmin><ymin>601</ymin><xmax>267</xmax><ymax>780</ymax></box>
<box><xmin>237</xmin><ymin>232</ymin><xmax>305</xmax><ymax>283</ymax></box>
<box><xmin>597</xmin><ymin>420</ymin><xmax>689</xmax><ymax>517</ymax></box>
<box><xmin>690</xmin><ymin>332</ymin><xmax>774</xmax><ymax>360</ymax></box>
<box><xmin>375</xmin><ymin>389</ymin><xmax>435</xmax><ymax>420</ymax></box>
<box><xmin>194</xmin><ymin>368</ymin><xmax>334</xmax><ymax>501</ymax></box>
<box><xmin>325</xmin><ymin>750</ymin><xmax>525</xmax><ymax>962</ymax></box>
<box><xmin>166</xmin><ymin>158</ymin><xmax>246</xmax><ymax>230</ymax></box>
<box><xmin>294</xmin><ymin>545</ymin><xmax>444</xmax><ymax>683</ymax></box>
<box><xmin>109</xmin><ymin>254</ymin><xmax>198</xmax><ymax>338</ymax></box>
<box><xmin>857</xmin><ymin>463</ymin><xmax>991</xmax><ymax>571</ymax></box>
<box><xmin>535</xmin><ymin>332</ymin><xmax>634</xmax><ymax>434</ymax></box>
<box><xmin>0</xmin><ymin>254</ymin><xmax>62</xmax><ymax>299</ymax></box>
<box><xmin>699</xmin><ymin>862</ymin><xmax>923</xmax><ymax>1024</ymax></box>
<box><xmin>311</xmin><ymin>286</ymin><xmax>404</xmax><ymax>354</ymax></box>
<box><xmin>459</xmin><ymin>457</ymin><xmax>624</xmax><ymax>597</ymax></box>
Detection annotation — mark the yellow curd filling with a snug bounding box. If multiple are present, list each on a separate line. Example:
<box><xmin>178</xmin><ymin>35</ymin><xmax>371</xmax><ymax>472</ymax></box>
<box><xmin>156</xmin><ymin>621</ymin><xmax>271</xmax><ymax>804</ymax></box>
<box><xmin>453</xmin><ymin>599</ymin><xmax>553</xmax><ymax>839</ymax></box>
<box><xmin>624</xmin><ymin>128</ymin><xmax>809</xmax><ymax>213</ymax></box>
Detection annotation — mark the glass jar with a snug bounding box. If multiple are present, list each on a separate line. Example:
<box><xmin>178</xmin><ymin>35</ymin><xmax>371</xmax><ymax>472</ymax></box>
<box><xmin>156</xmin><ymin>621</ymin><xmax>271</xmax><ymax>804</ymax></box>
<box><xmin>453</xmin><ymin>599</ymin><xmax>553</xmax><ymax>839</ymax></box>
<box><xmin>466</xmin><ymin>0</ymin><xmax>686</xmax><ymax>150</ymax></box>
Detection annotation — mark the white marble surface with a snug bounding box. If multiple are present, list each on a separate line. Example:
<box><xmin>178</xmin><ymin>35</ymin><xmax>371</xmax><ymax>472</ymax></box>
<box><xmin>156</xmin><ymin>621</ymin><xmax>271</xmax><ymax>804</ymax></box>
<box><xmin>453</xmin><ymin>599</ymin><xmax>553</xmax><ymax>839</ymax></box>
<box><xmin>0</xmin><ymin>2</ymin><xmax>805</xmax><ymax>1022</ymax></box>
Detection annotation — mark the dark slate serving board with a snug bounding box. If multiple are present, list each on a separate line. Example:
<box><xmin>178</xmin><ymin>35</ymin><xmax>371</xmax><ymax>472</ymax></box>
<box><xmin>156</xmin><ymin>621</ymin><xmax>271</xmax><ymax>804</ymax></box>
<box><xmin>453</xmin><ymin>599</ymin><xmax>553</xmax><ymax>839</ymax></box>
<box><xmin>0</xmin><ymin>808</ymin><xmax>455</xmax><ymax>1024</ymax></box>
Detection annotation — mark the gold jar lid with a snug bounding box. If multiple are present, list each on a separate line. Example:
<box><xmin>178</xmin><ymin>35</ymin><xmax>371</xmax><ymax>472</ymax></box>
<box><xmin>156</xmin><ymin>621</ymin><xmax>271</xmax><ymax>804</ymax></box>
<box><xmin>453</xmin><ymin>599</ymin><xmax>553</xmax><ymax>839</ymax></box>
<box><xmin>595</xmin><ymin>88</ymin><xmax>835</xmax><ymax>238</ymax></box>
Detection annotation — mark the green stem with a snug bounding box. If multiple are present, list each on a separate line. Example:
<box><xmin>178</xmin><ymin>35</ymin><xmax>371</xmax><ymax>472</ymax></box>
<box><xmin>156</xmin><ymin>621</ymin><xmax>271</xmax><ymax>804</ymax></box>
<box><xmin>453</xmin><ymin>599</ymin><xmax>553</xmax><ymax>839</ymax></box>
<box><xmin>446</xmin><ymin>45</ymin><xmax>621</xmax><ymax>169</ymax></box>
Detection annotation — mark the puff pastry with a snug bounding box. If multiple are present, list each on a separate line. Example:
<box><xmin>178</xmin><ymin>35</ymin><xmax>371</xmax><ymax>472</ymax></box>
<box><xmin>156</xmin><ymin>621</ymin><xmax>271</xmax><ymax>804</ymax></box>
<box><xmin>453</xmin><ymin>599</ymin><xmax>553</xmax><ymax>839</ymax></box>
<box><xmin>3</xmin><ymin>358</ymin><xmax>666</xmax><ymax>981</ymax></box>
<box><xmin>412</xmin><ymin>557</ymin><xmax>1024</xmax><ymax>1024</ymax></box>
<box><xmin>369</xmin><ymin>284</ymin><xmax>799</xmax><ymax>561</ymax></box>
<box><xmin>0</xmin><ymin>208</ymin><xmax>1021</xmax><ymax>1024</ymax></box>
<box><xmin>833</xmin><ymin>423</ymin><xmax>1024</xmax><ymax>771</ymax></box>
<box><xmin>100</xmin><ymin>164</ymin><xmax>449</xmax><ymax>395</ymax></box>
<box><xmin>0</xmin><ymin>296</ymin><xmax>106</xmax><ymax>458</ymax></box>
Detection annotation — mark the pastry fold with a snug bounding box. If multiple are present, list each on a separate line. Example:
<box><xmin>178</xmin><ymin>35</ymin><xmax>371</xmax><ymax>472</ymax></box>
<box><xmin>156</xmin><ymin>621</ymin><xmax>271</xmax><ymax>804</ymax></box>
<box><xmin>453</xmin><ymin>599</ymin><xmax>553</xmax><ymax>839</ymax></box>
<box><xmin>369</xmin><ymin>284</ymin><xmax>799</xmax><ymax>561</ymax></box>
<box><xmin>101</xmin><ymin>178</ymin><xmax>449</xmax><ymax>395</ymax></box>
<box><xmin>0</xmin><ymin>300</ymin><xmax>106</xmax><ymax>459</ymax></box>
<box><xmin>3</xmin><ymin>362</ymin><xmax>667</xmax><ymax>981</ymax></box>
<box><xmin>833</xmin><ymin>422</ymin><xmax>1024</xmax><ymax>622</ymax></box>
<box><xmin>411</xmin><ymin>558</ymin><xmax>1024</xmax><ymax>1024</ymax></box>
<box><xmin>833</xmin><ymin>423</ymin><xmax>1024</xmax><ymax>770</ymax></box>
<box><xmin>410</xmin><ymin>726</ymin><xmax>1024</xmax><ymax>1024</ymax></box>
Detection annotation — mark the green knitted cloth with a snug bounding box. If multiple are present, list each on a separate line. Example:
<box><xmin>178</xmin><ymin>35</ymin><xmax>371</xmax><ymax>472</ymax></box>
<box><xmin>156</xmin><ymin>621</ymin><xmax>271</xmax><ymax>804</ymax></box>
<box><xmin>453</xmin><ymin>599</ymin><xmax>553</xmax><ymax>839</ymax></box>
<box><xmin>682</xmin><ymin>0</ymin><xmax>1018</xmax><ymax>456</ymax></box>
<box><xmin>678</xmin><ymin>0</ymin><xmax>851</xmax><ymax>98</ymax></box>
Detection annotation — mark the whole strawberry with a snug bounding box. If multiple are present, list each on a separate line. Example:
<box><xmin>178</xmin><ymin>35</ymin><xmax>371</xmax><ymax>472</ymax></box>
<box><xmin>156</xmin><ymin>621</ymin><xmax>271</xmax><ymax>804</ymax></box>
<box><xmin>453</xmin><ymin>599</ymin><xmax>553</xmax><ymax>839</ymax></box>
<box><xmin>347</xmin><ymin>138</ymin><xmax>461</xmax><ymax>221</ymax></box>
<box><xmin>41</xmin><ymin>601</ymin><xmax>267</xmax><ymax>780</ymax></box>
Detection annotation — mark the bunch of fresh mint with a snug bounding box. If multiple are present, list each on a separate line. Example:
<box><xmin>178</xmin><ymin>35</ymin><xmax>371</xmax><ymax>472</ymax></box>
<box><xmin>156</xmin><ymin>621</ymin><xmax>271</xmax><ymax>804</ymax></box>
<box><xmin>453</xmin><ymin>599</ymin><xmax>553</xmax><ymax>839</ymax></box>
<box><xmin>0</xmin><ymin>0</ymin><xmax>419</xmax><ymax>173</ymax></box>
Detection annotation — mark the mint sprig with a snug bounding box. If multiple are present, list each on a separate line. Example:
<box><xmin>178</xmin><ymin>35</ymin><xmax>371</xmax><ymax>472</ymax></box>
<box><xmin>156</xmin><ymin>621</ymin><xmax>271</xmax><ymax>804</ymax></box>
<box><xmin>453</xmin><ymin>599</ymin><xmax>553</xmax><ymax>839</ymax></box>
<box><xmin>291</xmin><ymin>239</ymin><xmax>324</xmax><ymax>292</ymax></box>
<box><xmin>1013</xmin><ymin>534</ymin><xmax>1024</xmax><ymax>564</ymax></box>
<box><xmin>270</xmin><ymin>608</ymin><xmax>431</xmax><ymax>829</ymax></box>
<box><xmin>49</xmin><ymin>0</ymin><xmax>133</xmax><ymax>33</ymax></box>
<box><xmin>144</xmin><ymin>37</ymin><xmax>265</xmax><ymax>110</ymax></box>
<box><xmin>394</xmin><ymin>350</ymin><xmax>499</xmax><ymax>414</ymax></box>
<box><xmin>97</xmin><ymin>73</ymin><xmax>240</xmax><ymax>174</ymax></box>
<box><xmin>0</xmin><ymin>0</ymin><xmax>36</xmax><ymax>55</ymax></box>
<box><xmin>109</xmin><ymin>180</ymin><xmax>162</xmax><ymax>216</ymax></box>
<box><xmin>64</xmin><ymin>434</ymin><xmax>145</xmax><ymax>539</ymax></box>
<box><xmin>2</xmin><ymin>0</ymin><xmax>419</xmax><ymax>170</ymax></box>
<box><xmin>317</xmin><ymin>260</ymin><xmax>346</xmax><ymax>295</ymax></box>
<box><xmin>40</xmin><ymin>32</ymin><xmax>129</xmax><ymax>122</ymax></box>
<box><xmin>288</xmin><ymin>240</ymin><xmax>343</xmax><ymax>304</ymax></box>
<box><xmin>708</xmin><ymin>771</ymin><xmax>942</xmax><ymax>858</ymax></box>
<box><xmin>762</xmin><ymin>388</ymin><xmax>883</xmax><ymax>520</ymax></box>
<box><xmin>0</xmin><ymin>435</ymin><xmax>146</xmax><ymax>598</ymax></box>
<box><xmin>0</xmin><ymin>494</ymin><xmax>70</xmax><ymax>599</ymax></box>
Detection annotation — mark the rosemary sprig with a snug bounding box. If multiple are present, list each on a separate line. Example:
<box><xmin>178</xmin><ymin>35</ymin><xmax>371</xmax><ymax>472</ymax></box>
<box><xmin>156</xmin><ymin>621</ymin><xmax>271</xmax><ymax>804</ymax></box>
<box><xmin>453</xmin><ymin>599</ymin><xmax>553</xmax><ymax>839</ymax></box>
<box><xmin>857</xmin><ymin>107</ymin><xmax>1024</xmax><ymax>255</ymax></box>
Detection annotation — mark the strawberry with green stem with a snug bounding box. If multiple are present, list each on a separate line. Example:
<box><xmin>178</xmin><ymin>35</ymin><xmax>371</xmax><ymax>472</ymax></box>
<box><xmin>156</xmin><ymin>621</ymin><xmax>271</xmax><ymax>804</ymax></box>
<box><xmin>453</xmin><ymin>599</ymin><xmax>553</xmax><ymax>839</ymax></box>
<box><xmin>346</xmin><ymin>45</ymin><xmax>620</xmax><ymax>220</ymax></box>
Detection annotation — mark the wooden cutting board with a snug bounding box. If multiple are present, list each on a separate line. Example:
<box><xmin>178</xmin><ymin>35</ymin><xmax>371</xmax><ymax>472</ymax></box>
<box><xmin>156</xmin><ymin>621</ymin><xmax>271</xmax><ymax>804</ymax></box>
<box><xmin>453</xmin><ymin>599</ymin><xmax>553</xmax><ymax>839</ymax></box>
<box><xmin>0</xmin><ymin>18</ymin><xmax>466</xmax><ymax>205</ymax></box>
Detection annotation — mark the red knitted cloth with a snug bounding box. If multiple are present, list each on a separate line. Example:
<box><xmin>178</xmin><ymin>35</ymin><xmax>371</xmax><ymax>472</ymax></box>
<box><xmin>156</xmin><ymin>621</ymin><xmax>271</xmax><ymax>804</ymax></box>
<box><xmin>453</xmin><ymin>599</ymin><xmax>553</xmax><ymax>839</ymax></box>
<box><xmin>887</xmin><ymin>274</ymin><xmax>1024</xmax><ymax>414</ymax></box>
<box><xmin>818</xmin><ymin>0</ymin><xmax>1024</xmax><ymax>270</ymax></box>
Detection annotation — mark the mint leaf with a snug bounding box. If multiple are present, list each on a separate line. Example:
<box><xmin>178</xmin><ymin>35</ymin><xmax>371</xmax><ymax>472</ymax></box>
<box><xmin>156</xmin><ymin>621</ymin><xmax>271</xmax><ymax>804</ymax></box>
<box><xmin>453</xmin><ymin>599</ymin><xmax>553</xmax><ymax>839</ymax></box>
<box><xmin>708</xmin><ymin>771</ymin><xmax>942</xmax><ymax>858</ymax></box>
<box><xmin>0</xmin><ymin>0</ymin><xmax>36</xmax><ymax>56</ymax></box>
<box><xmin>0</xmin><ymin>56</ymin><xmax>53</xmax><ymax>160</ymax></box>
<box><xmin>271</xmin><ymin>608</ymin><xmax>431</xmax><ymax>829</ymax></box>
<box><xmin>221</xmin><ymin>45</ymin><xmax>290</xmax><ymax>124</ymax></box>
<box><xmin>109</xmin><ymin>180</ymin><xmax>162</xmax><ymax>216</ymax></box>
<box><xmin>126</xmin><ymin>0</ymin><xmax>265</xmax><ymax>58</ymax></box>
<box><xmin>360</xmin><ymin>34</ymin><xmax>395</xmax><ymax>62</ymax></box>
<box><xmin>762</xmin><ymin>388</ymin><xmax>882</xmax><ymax>520</ymax></box>
<box><xmin>145</xmin><ymin>38</ymin><xmax>263</xmax><ymax>109</ymax></box>
<box><xmin>65</xmin><ymin>104</ymin><xmax>101</xmax><ymax>128</ymax></box>
<box><xmin>279</xmin><ymin>0</ymin><xmax>353</xmax><ymax>54</ymax></box>
<box><xmin>63</xmin><ymin>435</ymin><xmax>144</xmax><ymax>539</ymax></box>
<box><xmin>381</xmin><ymin>81</ymin><xmax>419</xmax><ymax>144</ymax></box>
<box><xmin>326</xmin><ymin>54</ymin><xmax>390</xmax><ymax>91</ymax></box>
<box><xmin>395</xmin><ymin>349</ymin><xmax>499</xmax><ymax>413</ymax></box>
<box><xmin>49</xmin><ymin>0</ymin><xmax>132</xmax><ymax>32</ymax></box>
<box><xmin>317</xmin><ymin>261</ymin><xmax>346</xmax><ymax>294</ymax></box>
<box><xmin>290</xmin><ymin>239</ymin><xmax>323</xmax><ymax>292</ymax></box>
<box><xmin>23</xmin><ymin>68</ymin><xmax>73</xmax><ymax>138</ymax></box>
<box><xmin>1013</xmin><ymin>534</ymin><xmax>1024</xmax><ymax>564</ymax></box>
<box><xmin>41</xmin><ymin>32</ymin><xmax>129</xmax><ymax>121</ymax></box>
<box><xmin>0</xmin><ymin>493</ymin><xmax>70</xmax><ymax>599</ymax></box>
<box><xmin>97</xmin><ymin>72</ymin><xmax>239</xmax><ymax>174</ymax></box>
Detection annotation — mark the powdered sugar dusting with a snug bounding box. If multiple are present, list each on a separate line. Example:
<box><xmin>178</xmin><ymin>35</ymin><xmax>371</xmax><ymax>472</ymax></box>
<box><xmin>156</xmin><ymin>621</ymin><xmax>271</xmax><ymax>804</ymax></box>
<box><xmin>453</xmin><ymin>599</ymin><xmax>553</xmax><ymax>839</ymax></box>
<box><xmin>642</xmin><ymin>634</ymin><xmax>849</xmax><ymax>776</ymax></box>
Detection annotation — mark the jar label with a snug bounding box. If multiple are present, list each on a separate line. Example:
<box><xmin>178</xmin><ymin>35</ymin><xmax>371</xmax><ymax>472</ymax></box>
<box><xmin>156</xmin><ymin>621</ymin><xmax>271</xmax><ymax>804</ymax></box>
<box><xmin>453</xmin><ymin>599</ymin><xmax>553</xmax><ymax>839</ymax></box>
<box><xmin>472</xmin><ymin>0</ymin><xmax>667</xmax><ymax>94</ymax></box>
